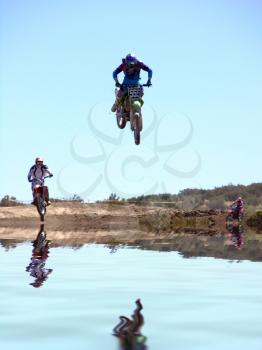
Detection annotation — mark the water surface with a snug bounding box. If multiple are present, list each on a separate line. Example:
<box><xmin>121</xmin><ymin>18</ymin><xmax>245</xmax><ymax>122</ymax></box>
<box><xmin>1</xmin><ymin>242</ymin><xmax>262</xmax><ymax>350</ymax></box>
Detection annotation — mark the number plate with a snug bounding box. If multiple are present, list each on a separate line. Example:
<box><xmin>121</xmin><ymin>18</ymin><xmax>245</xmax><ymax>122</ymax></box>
<box><xmin>127</xmin><ymin>86</ymin><xmax>143</xmax><ymax>99</ymax></box>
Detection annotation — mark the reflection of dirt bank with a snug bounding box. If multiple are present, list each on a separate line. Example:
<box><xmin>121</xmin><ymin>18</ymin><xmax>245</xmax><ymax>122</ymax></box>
<box><xmin>1</xmin><ymin>203</ymin><xmax>261</xmax><ymax>260</ymax></box>
<box><xmin>1</xmin><ymin>227</ymin><xmax>262</xmax><ymax>261</ymax></box>
<box><xmin>131</xmin><ymin>234</ymin><xmax>262</xmax><ymax>262</ymax></box>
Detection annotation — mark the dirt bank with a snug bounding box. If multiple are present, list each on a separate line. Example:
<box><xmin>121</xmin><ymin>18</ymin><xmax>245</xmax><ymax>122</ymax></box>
<box><xmin>0</xmin><ymin>202</ymin><xmax>223</xmax><ymax>233</ymax></box>
<box><xmin>1</xmin><ymin>202</ymin><xmax>261</xmax><ymax>260</ymax></box>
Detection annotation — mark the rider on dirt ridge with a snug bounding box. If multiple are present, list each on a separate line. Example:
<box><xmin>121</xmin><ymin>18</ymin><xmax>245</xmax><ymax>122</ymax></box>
<box><xmin>27</xmin><ymin>157</ymin><xmax>53</xmax><ymax>206</ymax></box>
<box><xmin>111</xmin><ymin>53</ymin><xmax>153</xmax><ymax>112</ymax></box>
<box><xmin>232</xmin><ymin>196</ymin><xmax>244</xmax><ymax>212</ymax></box>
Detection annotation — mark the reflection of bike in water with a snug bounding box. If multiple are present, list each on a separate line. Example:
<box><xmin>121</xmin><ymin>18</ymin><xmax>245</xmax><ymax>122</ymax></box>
<box><xmin>113</xmin><ymin>299</ymin><xmax>147</xmax><ymax>350</ymax></box>
<box><xmin>26</xmin><ymin>224</ymin><xmax>52</xmax><ymax>287</ymax></box>
<box><xmin>226</xmin><ymin>221</ymin><xmax>244</xmax><ymax>249</ymax></box>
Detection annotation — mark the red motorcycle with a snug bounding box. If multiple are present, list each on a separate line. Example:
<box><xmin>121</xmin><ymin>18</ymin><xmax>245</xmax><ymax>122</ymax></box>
<box><xmin>32</xmin><ymin>176</ymin><xmax>52</xmax><ymax>221</ymax></box>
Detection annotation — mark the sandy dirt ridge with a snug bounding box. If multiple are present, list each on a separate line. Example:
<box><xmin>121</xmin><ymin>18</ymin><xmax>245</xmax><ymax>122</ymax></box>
<box><xmin>0</xmin><ymin>202</ymin><xmax>224</xmax><ymax>241</ymax></box>
<box><xmin>1</xmin><ymin>203</ymin><xmax>262</xmax><ymax>261</ymax></box>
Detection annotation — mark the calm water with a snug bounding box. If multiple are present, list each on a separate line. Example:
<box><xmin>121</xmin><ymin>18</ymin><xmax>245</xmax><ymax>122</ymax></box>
<box><xmin>1</xmin><ymin>241</ymin><xmax>262</xmax><ymax>350</ymax></box>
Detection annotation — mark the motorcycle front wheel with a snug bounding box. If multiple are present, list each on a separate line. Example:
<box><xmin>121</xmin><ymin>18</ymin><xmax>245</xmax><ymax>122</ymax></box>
<box><xmin>36</xmin><ymin>196</ymin><xmax>46</xmax><ymax>221</ymax></box>
<box><xmin>133</xmin><ymin>113</ymin><xmax>141</xmax><ymax>145</ymax></box>
<box><xmin>116</xmin><ymin>107</ymin><xmax>126</xmax><ymax>129</ymax></box>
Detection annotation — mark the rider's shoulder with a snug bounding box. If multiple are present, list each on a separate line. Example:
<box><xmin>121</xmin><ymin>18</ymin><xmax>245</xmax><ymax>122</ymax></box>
<box><xmin>114</xmin><ymin>61</ymin><xmax>125</xmax><ymax>70</ymax></box>
<box><xmin>138</xmin><ymin>60</ymin><xmax>149</xmax><ymax>68</ymax></box>
<box><xmin>120</xmin><ymin>61</ymin><xmax>128</xmax><ymax>68</ymax></box>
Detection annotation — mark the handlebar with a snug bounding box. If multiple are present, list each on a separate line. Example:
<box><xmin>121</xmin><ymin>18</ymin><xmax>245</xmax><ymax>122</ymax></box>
<box><xmin>116</xmin><ymin>83</ymin><xmax>152</xmax><ymax>88</ymax></box>
<box><xmin>29</xmin><ymin>175</ymin><xmax>53</xmax><ymax>182</ymax></box>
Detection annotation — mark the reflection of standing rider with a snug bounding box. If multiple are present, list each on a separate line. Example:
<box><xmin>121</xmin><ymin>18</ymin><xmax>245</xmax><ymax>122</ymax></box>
<box><xmin>226</xmin><ymin>221</ymin><xmax>244</xmax><ymax>249</ymax></box>
<box><xmin>26</xmin><ymin>224</ymin><xmax>53</xmax><ymax>288</ymax></box>
<box><xmin>231</xmin><ymin>224</ymin><xmax>244</xmax><ymax>249</ymax></box>
<box><xmin>27</xmin><ymin>157</ymin><xmax>53</xmax><ymax>205</ymax></box>
<box><xmin>111</xmin><ymin>53</ymin><xmax>153</xmax><ymax>113</ymax></box>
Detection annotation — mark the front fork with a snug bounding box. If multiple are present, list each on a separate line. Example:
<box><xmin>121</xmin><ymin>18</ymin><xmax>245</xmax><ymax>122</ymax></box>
<box><xmin>33</xmin><ymin>186</ymin><xmax>49</xmax><ymax>203</ymax></box>
<box><xmin>130</xmin><ymin>99</ymin><xmax>143</xmax><ymax>131</ymax></box>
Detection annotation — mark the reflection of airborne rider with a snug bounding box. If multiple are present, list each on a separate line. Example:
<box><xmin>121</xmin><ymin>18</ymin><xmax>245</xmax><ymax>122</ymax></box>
<box><xmin>113</xmin><ymin>299</ymin><xmax>147</xmax><ymax>350</ymax></box>
<box><xmin>111</xmin><ymin>53</ymin><xmax>153</xmax><ymax>112</ymax></box>
<box><xmin>27</xmin><ymin>157</ymin><xmax>53</xmax><ymax>205</ymax></box>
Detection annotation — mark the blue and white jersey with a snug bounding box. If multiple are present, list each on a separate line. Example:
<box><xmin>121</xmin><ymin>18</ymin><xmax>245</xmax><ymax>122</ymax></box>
<box><xmin>27</xmin><ymin>164</ymin><xmax>53</xmax><ymax>185</ymax></box>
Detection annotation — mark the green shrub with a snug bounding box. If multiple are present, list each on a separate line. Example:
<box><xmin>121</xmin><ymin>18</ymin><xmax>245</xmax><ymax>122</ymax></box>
<box><xmin>0</xmin><ymin>195</ymin><xmax>22</xmax><ymax>207</ymax></box>
<box><xmin>246</xmin><ymin>211</ymin><xmax>262</xmax><ymax>231</ymax></box>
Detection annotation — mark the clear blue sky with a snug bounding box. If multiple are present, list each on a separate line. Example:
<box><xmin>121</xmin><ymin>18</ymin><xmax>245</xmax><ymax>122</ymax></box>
<box><xmin>1</xmin><ymin>0</ymin><xmax>261</xmax><ymax>201</ymax></box>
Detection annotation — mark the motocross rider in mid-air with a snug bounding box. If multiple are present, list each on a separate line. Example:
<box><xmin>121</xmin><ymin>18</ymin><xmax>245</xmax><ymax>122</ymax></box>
<box><xmin>111</xmin><ymin>53</ymin><xmax>153</xmax><ymax>112</ymax></box>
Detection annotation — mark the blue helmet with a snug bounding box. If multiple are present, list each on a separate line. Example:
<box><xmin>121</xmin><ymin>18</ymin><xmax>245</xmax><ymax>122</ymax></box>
<box><xmin>125</xmin><ymin>53</ymin><xmax>138</xmax><ymax>65</ymax></box>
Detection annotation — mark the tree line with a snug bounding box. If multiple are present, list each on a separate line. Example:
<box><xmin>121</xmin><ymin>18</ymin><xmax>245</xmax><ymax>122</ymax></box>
<box><xmin>126</xmin><ymin>182</ymin><xmax>262</xmax><ymax>210</ymax></box>
<box><xmin>1</xmin><ymin>183</ymin><xmax>262</xmax><ymax>210</ymax></box>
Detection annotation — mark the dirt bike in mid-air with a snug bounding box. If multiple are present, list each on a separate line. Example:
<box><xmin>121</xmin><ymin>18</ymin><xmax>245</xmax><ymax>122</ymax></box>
<box><xmin>33</xmin><ymin>176</ymin><xmax>52</xmax><ymax>221</ymax></box>
<box><xmin>115</xmin><ymin>84</ymin><xmax>150</xmax><ymax>145</ymax></box>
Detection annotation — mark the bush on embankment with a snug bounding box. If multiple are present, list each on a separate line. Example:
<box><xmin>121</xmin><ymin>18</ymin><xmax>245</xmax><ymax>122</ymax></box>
<box><xmin>0</xmin><ymin>195</ymin><xmax>24</xmax><ymax>207</ymax></box>
<box><xmin>246</xmin><ymin>211</ymin><xmax>262</xmax><ymax>231</ymax></box>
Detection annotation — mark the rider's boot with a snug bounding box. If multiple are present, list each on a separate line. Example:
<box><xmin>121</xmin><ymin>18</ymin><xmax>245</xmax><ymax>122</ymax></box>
<box><xmin>111</xmin><ymin>96</ymin><xmax>122</xmax><ymax>112</ymax></box>
<box><xmin>44</xmin><ymin>188</ymin><xmax>51</xmax><ymax>206</ymax></box>
<box><xmin>46</xmin><ymin>196</ymin><xmax>51</xmax><ymax>206</ymax></box>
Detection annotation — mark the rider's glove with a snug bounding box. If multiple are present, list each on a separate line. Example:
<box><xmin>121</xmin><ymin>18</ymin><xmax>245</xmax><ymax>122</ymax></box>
<box><xmin>146</xmin><ymin>79</ymin><xmax>152</xmax><ymax>87</ymax></box>
<box><xmin>28</xmin><ymin>179</ymin><xmax>32</xmax><ymax>183</ymax></box>
<box><xmin>115</xmin><ymin>81</ymin><xmax>122</xmax><ymax>88</ymax></box>
<box><xmin>49</xmin><ymin>174</ymin><xmax>53</xmax><ymax>178</ymax></box>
